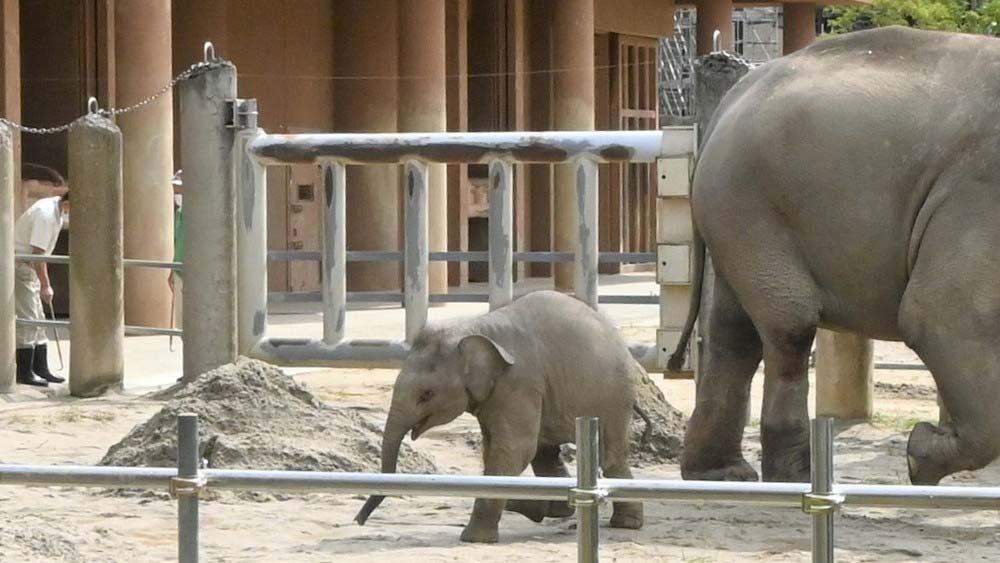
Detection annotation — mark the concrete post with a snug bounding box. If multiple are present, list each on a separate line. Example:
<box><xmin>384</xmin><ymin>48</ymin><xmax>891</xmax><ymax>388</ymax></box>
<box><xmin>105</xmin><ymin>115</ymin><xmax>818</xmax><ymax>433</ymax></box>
<box><xmin>551</xmin><ymin>0</ymin><xmax>594</xmax><ymax>292</ymax></box>
<box><xmin>0</xmin><ymin>0</ymin><xmax>20</xmax><ymax>215</ymax></box>
<box><xmin>399</xmin><ymin>0</ymin><xmax>448</xmax><ymax>299</ymax></box>
<box><xmin>488</xmin><ymin>160</ymin><xmax>513</xmax><ymax>310</ymax></box>
<box><xmin>179</xmin><ymin>62</ymin><xmax>237</xmax><ymax>381</ymax></box>
<box><xmin>574</xmin><ymin>159</ymin><xmax>599</xmax><ymax>309</ymax></box>
<box><xmin>236</xmin><ymin>126</ymin><xmax>267</xmax><ymax>355</ymax></box>
<box><xmin>116</xmin><ymin>0</ymin><xmax>174</xmax><ymax>328</ymax></box>
<box><xmin>815</xmin><ymin>330</ymin><xmax>874</xmax><ymax>420</ymax></box>
<box><xmin>782</xmin><ymin>3</ymin><xmax>817</xmax><ymax>55</ymax></box>
<box><xmin>0</xmin><ymin>125</ymin><xmax>14</xmax><ymax>393</ymax></box>
<box><xmin>696</xmin><ymin>0</ymin><xmax>734</xmax><ymax>55</ymax></box>
<box><xmin>68</xmin><ymin>114</ymin><xmax>125</xmax><ymax>397</ymax></box>
<box><xmin>403</xmin><ymin>160</ymin><xmax>429</xmax><ymax>343</ymax></box>
<box><xmin>334</xmin><ymin>0</ymin><xmax>400</xmax><ymax>292</ymax></box>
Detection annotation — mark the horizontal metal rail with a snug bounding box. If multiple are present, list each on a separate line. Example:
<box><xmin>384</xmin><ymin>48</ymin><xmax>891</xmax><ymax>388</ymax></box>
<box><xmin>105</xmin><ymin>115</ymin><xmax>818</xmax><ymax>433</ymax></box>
<box><xmin>266</xmin><ymin>291</ymin><xmax>658</xmax><ymax>306</ymax></box>
<box><xmin>16</xmin><ymin>318</ymin><xmax>182</xmax><ymax>337</ymax></box>
<box><xmin>247</xmin><ymin>130</ymin><xmax>694</xmax><ymax>166</ymax></box>
<box><xmin>15</xmin><ymin>254</ymin><xmax>182</xmax><ymax>270</ymax></box>
<box><xmin>1</xmin><ymin>466</ymin><xmax>998</xmax><ymax>511</ymax></box>
<box><xmin>267</xmin><ymin>250</ymin><xmax>655</xmax><ymax>264</ymax></box>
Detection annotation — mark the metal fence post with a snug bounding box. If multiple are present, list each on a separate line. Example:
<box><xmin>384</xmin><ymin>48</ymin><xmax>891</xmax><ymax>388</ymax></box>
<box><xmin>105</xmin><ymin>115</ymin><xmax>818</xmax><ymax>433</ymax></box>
<box><xmin>404</xmin><ymin>160</ymin><xmax>429</xmax><ymax>343</ymax></box>
<box><xmin>236</xmin><ymin>119</ymin><xmax>267</xmax><ymax>355</ymax></box>
<box><xmin>574</xmin><ymin>159</ymin><xmax>599</xmax><ymax>309</ymax></box>
<box><xmin>0</xmin><ymin>125</ymin><xmax>14</xmax><ymax>393</ymax></box>
<box><xmin>179</xmin><ymin>58</ymin><xmax>238</xmax><ymax>381</ymax></box>
<box><xmin>176</xmin><ymin>413</ymin><xmax>201</xmax><ymax>563</ymax></box>
<box><xmin>322</xmin><ymin>162</ymin><xmax>347</xmax><ymax>345</ymax></box>
<box><xmin>575</xmin><ymin>416</ymin><xmax>601</xmax><ymax>563</ymax></box>
<box><xmin>806</xmin><ymin>416</ymin><xmax>840</xmax><ymax>563</ymax></box>
<box><xmin>68</xmin><ymin>113</ymin><xmax>125</xmax><ymax>397</ymax></box>
<box><xmin>488</xmin><ymin>160</ymin><xmax>513</xmax><ymax>310</ymax></box>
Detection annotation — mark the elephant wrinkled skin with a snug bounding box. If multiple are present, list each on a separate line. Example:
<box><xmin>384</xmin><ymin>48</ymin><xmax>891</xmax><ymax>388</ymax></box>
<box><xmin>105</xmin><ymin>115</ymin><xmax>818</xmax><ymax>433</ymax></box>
<box><xmin>354</xmin><ymin>290</ymin><xmax>644</xmax><ymax>543</ymax></box>
<box><xmin>670</xmin><ymin>26</ymin><xmax>1000</xmax><ymax>486</ymax></box>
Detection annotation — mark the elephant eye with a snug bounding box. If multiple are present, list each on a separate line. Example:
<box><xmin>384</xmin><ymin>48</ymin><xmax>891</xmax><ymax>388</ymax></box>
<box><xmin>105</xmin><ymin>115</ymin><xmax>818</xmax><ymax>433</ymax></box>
<box><xmin>418</xmin><ymin>389</ymin><xmax>434</xmax><ymax>404</ymax></box>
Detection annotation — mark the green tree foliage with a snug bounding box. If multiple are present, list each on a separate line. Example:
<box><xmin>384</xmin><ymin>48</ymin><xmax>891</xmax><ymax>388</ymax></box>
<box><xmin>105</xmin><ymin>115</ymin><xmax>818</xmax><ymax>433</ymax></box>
<box><xmin>824</xmin><ymin>0</ymin><xmax>1000</xmax><ymax>36</ymax></box>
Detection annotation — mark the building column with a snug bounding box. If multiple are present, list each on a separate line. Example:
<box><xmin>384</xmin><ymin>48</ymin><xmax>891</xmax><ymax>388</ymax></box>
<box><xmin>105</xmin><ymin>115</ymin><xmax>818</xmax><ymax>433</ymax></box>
<box><xmin>116</xmin><ymin>0</ymin><xmax>174</xmax><ymax>327</ymax></box>
<box><xmin>0</xmin><ymin>0</ymin><xmax>19</xmax><ymax>212</ymax></box>
<box><xmin>551</xmin><ymin>0</ymin><xmax>594</xmax><ymax>291</ymax></box>
<box><xmin>335</xmin><ymin>0</ymin><xmax>400</xmax><ymax>292</ymax></box>
<box><xmin>783</xmin><ymin>3</ymin><xmax>817</xmax><ymax>54</ymax></box>
<box><xmin>446</xmin><ymin>0</ymin><xmax>469</xmax><ymax>287</ymax></box>
<box><xmin>696</xmin><ymin>0</ymin><xmax>733</xmax><ymax>55</ymax></box>
<box><xmin>399</xmin><ymin>0</ymin><xmax>447</xmax><ymax>298</ymax></box>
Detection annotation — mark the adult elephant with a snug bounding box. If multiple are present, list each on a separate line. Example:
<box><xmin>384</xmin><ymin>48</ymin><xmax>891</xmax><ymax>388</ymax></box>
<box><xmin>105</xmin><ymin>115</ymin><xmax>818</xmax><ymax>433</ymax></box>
<box><xmin>669</xmin><ymin>26</ymin><xmax>1000</xmax><ymax>486</ymax></box>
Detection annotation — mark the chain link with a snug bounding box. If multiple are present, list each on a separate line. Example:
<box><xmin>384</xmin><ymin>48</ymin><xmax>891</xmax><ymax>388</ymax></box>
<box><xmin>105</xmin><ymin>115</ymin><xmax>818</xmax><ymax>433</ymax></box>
<box><xmin>0</xmin><ymin>59</ymin><xmax>221</xmax><ymax>135</ymax></box>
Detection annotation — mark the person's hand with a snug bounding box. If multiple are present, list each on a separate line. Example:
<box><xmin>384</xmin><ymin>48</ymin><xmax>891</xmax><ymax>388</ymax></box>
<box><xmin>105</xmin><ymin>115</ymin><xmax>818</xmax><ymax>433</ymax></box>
<box><xmin>41</xmin><ymin>284</ymin><xmax>54</xmax><ymax>304</ymax></box>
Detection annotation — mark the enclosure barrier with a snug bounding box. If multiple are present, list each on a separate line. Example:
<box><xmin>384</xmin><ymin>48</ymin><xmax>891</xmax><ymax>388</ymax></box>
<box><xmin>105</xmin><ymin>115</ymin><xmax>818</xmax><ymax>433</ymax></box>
<box><xmin>238</xmin><ymin>128</ymin><xmax>700</xmax><ymax>374</ymax></box>
<box><xmin>0</xmin><ymin>415</ymin><xmax>997</xmax><ymax>563</ymax></box>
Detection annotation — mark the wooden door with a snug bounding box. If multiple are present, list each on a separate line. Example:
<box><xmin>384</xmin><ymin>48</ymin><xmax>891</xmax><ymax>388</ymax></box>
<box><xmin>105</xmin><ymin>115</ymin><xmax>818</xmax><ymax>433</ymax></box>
<box><xmin>286</xmin><ymin>164</ymin><xmax>322</xmax><ymax>292</ymax></box>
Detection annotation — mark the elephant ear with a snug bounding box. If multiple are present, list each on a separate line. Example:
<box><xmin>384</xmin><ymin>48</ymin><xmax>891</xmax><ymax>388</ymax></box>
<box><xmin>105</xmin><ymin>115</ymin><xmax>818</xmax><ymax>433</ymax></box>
<box><xmin>458</xmin><ymin>334</ymin><xmax>516</xmax><ymax>403</ymax></box>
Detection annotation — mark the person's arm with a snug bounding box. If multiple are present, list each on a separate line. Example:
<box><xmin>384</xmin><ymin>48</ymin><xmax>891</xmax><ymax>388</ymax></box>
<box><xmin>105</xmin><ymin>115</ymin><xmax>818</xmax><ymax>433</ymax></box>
<box><xmin>31</xmin><ymin>245</ymin><xmax>53</xmax><ymax>302</ymax></box>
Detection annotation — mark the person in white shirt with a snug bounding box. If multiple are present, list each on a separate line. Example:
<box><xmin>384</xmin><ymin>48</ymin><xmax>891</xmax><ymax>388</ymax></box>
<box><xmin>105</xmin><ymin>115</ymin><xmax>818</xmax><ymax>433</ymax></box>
<box><xmin>14</xmin><ymin>164</ymin><xmax>70</xmax><ymax>387</ymax></box>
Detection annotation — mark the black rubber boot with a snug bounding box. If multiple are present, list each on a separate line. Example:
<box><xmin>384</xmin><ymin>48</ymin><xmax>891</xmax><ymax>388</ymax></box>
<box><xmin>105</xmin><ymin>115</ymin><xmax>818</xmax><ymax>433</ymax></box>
<box><xmin>32</xmin><ymin>344</ymin><xmax>64</xmax><ymax>384</ymax></box>
<box><xmin>16</xmin><ymin>348</ymin><xmax>47</xmax><ymax>387</ymax></box>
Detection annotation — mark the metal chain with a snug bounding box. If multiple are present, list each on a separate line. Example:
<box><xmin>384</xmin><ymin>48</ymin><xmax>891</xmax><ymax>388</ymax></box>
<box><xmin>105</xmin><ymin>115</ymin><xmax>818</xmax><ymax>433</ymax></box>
<box><xmin>0</xmin><ymin>57</ymin><xmax>222</xmax><ymax>135</ymax></box>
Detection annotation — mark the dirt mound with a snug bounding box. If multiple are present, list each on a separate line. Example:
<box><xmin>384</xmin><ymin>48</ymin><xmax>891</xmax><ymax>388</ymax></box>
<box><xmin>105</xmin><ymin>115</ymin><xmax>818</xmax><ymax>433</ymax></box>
<box><xmin>629</xmin><ymin>370</ymin><xmax>686</xmax><ymax>465</ymax></box>
<box><xmin>0</xmin><ymin>514</ymin><xmax>87</xmax><ymax>562</ymax></box>
<box><xmin>100</xmin><ymin>358</ymin><xmax>437</xmax><ymax>497</ymax></box>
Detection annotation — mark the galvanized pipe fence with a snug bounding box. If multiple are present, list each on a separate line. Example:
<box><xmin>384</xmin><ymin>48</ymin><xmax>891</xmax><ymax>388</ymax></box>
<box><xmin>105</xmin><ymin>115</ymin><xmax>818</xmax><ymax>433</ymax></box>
<box><xmin>1</xmin><ymin>414</ymin><xmax>999</xmax><ymax>562</ymax></box>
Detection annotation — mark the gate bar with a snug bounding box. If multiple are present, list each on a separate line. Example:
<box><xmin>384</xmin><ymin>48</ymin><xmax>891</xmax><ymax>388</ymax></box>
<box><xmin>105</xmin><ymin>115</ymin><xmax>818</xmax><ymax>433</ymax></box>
<box><xmin>322</xmin><ymin>162</ymin><xmax>347</xmax><ymax>345</ymax></box>
<box><xmin>489</xmin><ymin>160</ymin><xmax>513</xmax><ymax>310</ymax></box>
<box><xmin>247</xmin><ymin>130</ymin><xmax>693</xmax><ymax>166</ymax></box>
<box><xmin>404</xmin><ymin>160</ymin><xmax>429</xmax><ymax>341</ymax></box>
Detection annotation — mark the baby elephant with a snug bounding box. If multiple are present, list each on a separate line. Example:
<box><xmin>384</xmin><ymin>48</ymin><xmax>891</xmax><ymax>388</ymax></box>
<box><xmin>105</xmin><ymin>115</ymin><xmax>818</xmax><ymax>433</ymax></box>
<box><xmin>354</xmin><ymin>290</ymin><xmax>644</xmax><ymax>543</ymax></box>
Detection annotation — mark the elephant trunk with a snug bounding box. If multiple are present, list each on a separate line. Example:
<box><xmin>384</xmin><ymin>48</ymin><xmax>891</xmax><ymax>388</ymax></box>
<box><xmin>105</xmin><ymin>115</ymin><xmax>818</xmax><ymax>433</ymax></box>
<box><xmin>354</xmin><ymin>413</ymin><xmax>410</xmax><ymax>525</ymax></box>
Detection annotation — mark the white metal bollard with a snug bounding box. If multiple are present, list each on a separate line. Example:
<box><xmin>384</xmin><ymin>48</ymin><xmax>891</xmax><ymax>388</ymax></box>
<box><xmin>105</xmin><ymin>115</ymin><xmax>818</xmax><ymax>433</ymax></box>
<box><xmin>488</xmin><ymin>160</ymin><xmax>513</xmax><ymax>311</ymax></box>
<box><xmin>321</xmin><ymin>162</ymin><xmax>347</xmax><ymax>345</ymax></box>
<box><xmin>574</xmin><ymin>416</ymin><xmax>602</xmax><ymax>563</ymax></box>
<box><xmin>404</xmin><ymin>160</ymin><xmax>429</xmax><ymax>343</ymax></box>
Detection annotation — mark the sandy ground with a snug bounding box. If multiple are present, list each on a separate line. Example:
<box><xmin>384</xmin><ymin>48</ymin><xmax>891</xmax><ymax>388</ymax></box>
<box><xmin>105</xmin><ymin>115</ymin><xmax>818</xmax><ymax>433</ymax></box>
<box><xmin>2</xmin><ymin>340</ymin><xmax>999</xmax><ymax>562</ymax></box>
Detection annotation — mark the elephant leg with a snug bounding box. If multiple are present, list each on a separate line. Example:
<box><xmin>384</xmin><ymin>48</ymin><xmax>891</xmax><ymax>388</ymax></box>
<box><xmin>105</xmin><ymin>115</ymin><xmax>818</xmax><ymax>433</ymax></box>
<box><xmin>506</xmin><ymin>444</ymin><xmax>574</xmax><ymax>522</ymax></box>
<box><xmin>759</xmin><ymin>329</ymin><xmax>815</xmax><ymax>482</ymax></box>
<box><xmin>681</xmin><ymin>275</ymin><xmax>763</xmax><ymax>481</ymax></box>
<box><xmin>899</xmin><ymin>209</ymin><xmax>1000</xmax><ymax>485</ymax></box>
<box><xmin>602</xmin><ymin>417</ymin><xmax>643</xmax><ymax>529</ymax></box>
<box><xmin>461</xmin><ymin>418</ymin><xmax>540</xmax><ymax>543</ymax></box>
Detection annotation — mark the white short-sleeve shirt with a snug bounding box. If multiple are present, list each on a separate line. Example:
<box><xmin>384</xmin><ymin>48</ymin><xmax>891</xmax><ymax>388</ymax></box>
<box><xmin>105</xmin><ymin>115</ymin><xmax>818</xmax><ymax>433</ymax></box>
<box><xmin>14</xmin><ymin>196</ymin><xmax>63</xmax><ymax>256</ymax></box>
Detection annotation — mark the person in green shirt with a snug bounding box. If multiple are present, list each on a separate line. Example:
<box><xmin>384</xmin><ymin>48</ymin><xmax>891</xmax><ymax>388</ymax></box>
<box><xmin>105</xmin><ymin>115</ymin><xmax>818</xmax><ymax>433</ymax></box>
<box><xmin>168</xmin><ymin>170</ymin><xmax>183</xmax><ymax>333</ymax></box>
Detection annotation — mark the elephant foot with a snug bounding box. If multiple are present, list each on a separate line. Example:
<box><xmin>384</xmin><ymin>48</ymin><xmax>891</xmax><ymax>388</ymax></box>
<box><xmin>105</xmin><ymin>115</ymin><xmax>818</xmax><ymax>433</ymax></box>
<box><xmin>609</xmin><ymin>503</ymin><xmax>643</xmax><ymax>530</ymax></box>
<box><xmin>546</xmin><ymin>500</ymin><xmax>575</xmax><ymax>518</ymax></box>
<box><xmin>907</xmin><ymin>422</ymin><xmax>951</xmax><ymax>486</ymax></box>
<box><xmin>762</xmin><ymin>449</ymin><xmax>811</xmax><ymax>483</ymax></box>
<box><xmin>505</xmin><ymin>499</ymin><xmax>547</xmax><ymax>523</ymax></box>
<box><xmin>460</xmin><ymin>525</ymin><xmax>499</xmax><ymax>544</ymax></box>
<box><xmin>681</xmin><ymin>458</ymin><xmax>759</xmax><ymax>482</ymax></box>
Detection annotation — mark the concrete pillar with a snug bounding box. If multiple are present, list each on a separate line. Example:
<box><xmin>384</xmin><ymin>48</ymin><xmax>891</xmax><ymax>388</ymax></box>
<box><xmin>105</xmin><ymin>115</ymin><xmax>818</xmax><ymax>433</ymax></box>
<box><xmin>116</xmin><ymin>0</ymin><xmax>173</xmax><ymax>327</ymax></box>
<box><xmin>445</xmin><ymin>0</ymin><xmax>469</xmax><ymax>287</ymax></box>
<box><xmin>0</xmin><ymin>125</ymin><xmax>14</xmax><ymax>393</ymax></box>
<box><xmin>551</xmin><ymin>0</ymin><xmax>594</xmax><ymax>291</ymax></box>
<box><xmin>783</xmin><ymin>3</ymin><xmax>817</xmax><ymax>54</ymax></box>
<box><xmin>815</xmin><ymin>330</ymin><xmax>874</xmax><ymax>420</ymax></box>
<box><xmin>334</xmin><ymin>1</ymin><xmax>400</xmax><ymax>292</ymax></box>
<box><xmin>69</xmin><ymin>115</ymin><xmax>124</xmax><ymax>397</ymax></box>
<box><xmin>399</xmin><ymin>0</ymin><xmax>448</xmax><ymax>299</ymax></box>
<box><xmin>179</xmin><ymin>63</ymin><xmax>238</xmax><ymax>381</ymax></box>
<box><xmin>0</xmin><ymin>0</ymin><xmax>19</xmax><ymax>214</ymax></box>
<box><xmin>696</xmin><ymin>0</ymin><xmax>734</xmax><ymax>55</ymax></box>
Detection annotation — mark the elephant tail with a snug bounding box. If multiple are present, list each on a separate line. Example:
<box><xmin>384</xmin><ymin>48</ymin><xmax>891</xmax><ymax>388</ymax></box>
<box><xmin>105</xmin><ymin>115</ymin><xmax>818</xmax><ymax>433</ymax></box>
<box><xmin>666</xmin><ymin>224</ymin><xmax>705</xmax><ymax>372</ymax></box>
<box><xmin>633</xmin><ymin>404</ymin><xmax>653</xmax><ymax>446</ymax></box>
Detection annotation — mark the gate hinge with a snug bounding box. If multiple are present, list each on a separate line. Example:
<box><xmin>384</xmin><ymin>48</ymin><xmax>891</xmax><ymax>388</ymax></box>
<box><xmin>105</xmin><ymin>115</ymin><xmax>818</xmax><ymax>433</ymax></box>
<box><xmin>226</xmin><ymin>98</ymin><xmax>258</xmax><ymax>130</ymax></box>
<box><xmin>802</xmin><ymin>492</ymin><xmax>845</xmax><ymax>515</ymax></box>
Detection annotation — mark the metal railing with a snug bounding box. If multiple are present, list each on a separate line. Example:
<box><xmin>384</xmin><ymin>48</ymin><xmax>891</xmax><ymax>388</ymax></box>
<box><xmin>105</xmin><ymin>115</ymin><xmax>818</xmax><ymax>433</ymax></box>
<box><xmin>13</xmin><ymin>253</ymin><xmax>183</xmax><ymax>338</ymax></box>
<box><xmin>238</xmin><ymin>128</ymin><xmax>698</xmax><ymax>373</ymax></box>
<box><xmin>2</xmin><ymin>414</ymin><xmax>998</xmax><ymax>562</ymax></box>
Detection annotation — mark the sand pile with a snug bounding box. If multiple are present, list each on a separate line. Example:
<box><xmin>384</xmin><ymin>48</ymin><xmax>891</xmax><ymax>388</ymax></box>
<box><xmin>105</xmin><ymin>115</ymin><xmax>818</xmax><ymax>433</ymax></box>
<box><xmin>101</xmin><ymin>358</ymin><xmax>437</xmax><ymax>488</ymax></box>
<box><xmin>629</xmin><ymin>370</ymin><xmax>686</xmax><ymax>465</ymax></box>
<box><xmin>0</xmin><ymin>514</ymin><xmax>87</xmax><ymax>563</ymax></box>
